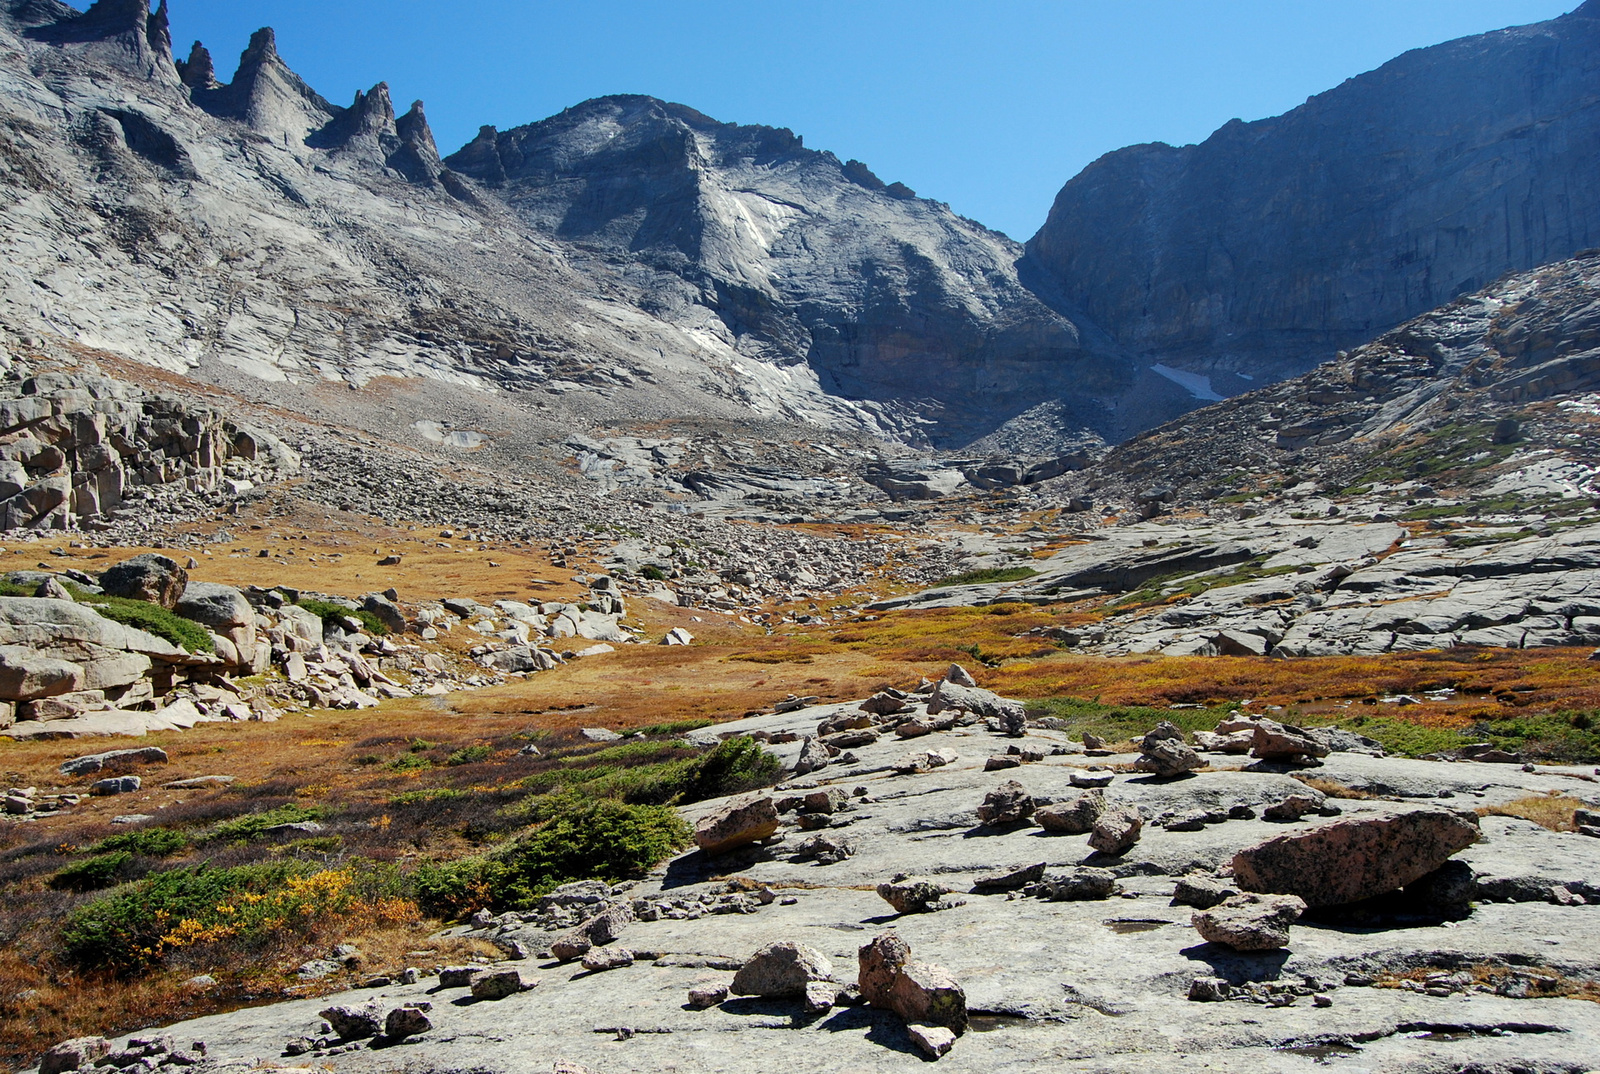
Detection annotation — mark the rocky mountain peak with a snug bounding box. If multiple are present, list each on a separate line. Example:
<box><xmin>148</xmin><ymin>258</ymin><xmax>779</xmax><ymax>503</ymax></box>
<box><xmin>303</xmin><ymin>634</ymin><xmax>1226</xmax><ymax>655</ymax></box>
<box><xmin>1025</xmin><ymin>2</ymin><xmax>1600</xmax><ymax>388</ymax></box>
<box><xmin>175</xmin><ymin>38</ymin><xmax>214</xmax><ymax>89</ymax></box>
<box><xmin>23</xmin><ymin>0</ymin><xmax>177</xmax><ymax>83</ymax></box>
<box><xmin>390</xmin><ymin>99</ymin><xmax>442</xmax><ymax>184</ymax></box>
<box><xmin>191</xmin><ymin>25</ymin><xmax>338</xmax><ymax>145</ymax></box>
<box><xmin>309</xmin><ymin>81</ymin><xmax>398</xmax><ymax>156</ymax></box>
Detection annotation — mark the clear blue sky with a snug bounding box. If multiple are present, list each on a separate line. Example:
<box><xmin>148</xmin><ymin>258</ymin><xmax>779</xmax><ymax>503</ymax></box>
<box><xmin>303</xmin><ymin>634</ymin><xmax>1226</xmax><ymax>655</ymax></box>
<box><xmin>166</xmin><ymin>1</ymin><xmax>1577</xmax><ymax>240</ymax></box>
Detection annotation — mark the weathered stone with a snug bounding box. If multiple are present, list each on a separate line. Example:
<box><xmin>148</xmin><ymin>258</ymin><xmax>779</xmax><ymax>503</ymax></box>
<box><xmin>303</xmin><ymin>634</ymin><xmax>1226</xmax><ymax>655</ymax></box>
<box><xmin>40</xmin><ymin>1037</ymin><xmax>111</xmax><ymax>1074</ymax></box>
<box><xmin>1137</xmin><ymin>737</ymin><xmax>1204</xmax><ymax>779</ymax></box>
<box><xmin>877</xmin><ymin>877</ymin><xmax>956</xmax><ymax>915</ymax></box>
<box><xmin>1250</xmin><ymin>719</ymin><xmax>1332</xmax><ymax>762</ymax></box>
<box><xmin>694</xmin><ymin>795</ymin><xmax>780</xmax><ymax>855</ymax></box>
<box><xmin>60</xmin><ymin>746</ymin><xmax>167</xmax><ymax>776</ymax></box>
<box><xmin>0</xmin><ymin>645</ymin><xmax>84</xmax><ymax>702</ymax></box>
<box><xmin>581</xmin><ymin>946</ymin><xmax>635</xmax><ymax>972</ymax></box>
<box><xmin>730</xmin><ymin>941</ymin><xmax>834</xmax><ymax>998</ymax></box>
<box><xmin>971</xmin><ymin>861</ymin><xmax>1046</xmax><ymax>892</ymax></box>
<box><xmin>860</xmin><ymin>691</ymin><xmax>909</xmax><ymax>716</ymax></box>
<box><xmin>1088</xmin><ymin>805</ymin><xmax>1143</xmax><ymax>855</ymax></box>
<box><xmin>1070</xmin><ymin>769</ymin><xmax>1114</xmax><ymax>788</ymax></box>
<box><xmin>319</xmin><ymin>1002</ymin><xmax>383</xmax><ymax>1041</ymax></box>
<box><xmin>438</xmin><ymin>966</ymin><xmax>482</xmax><ymax>988</ymax></box>
<box><xmin>384</xmin><ymin>1005</ymin><xmax>431</xmax><ymax>1039</ymax></box>
<box><xmin>686</xmin><ymin>983</ymin><xmax>729</xmax><ymax>1009</ymax></box>
<box><xmin>976</xmin><ymin>780</ymin><xmax>1035</xmax><ymax>826</ymax></box>
<box><xmin>1041</xmin><ymin>867</ymin><xmax>1118</xmax><ymax>901</ymax></box>
<box><xmin>1263</xmin><ymin>794</ymin><xmax>1323</xmax><ymax>822</ymax></box>
<box><xmin>1035</xmin><ymin>789</ymin><xmax>1104</xmax><ymax>833</ymax></box>
<box><xmin>1188</xmin><ymin>976</ymin><xmax>1232</xmax><ymax>1002</ymax></box>
<box><xmin>1192</xmin><ymin>893</ymin><xmax>1307</xmax><ymax>951</ymax></box>
<box><xmin>470</xmin><ymin>968</ymin><xmax>539</xmax><ymax>1000</ymax></box>
<box><xmin>1231</xmin><ymin>808</ymin><xmax>1480</xmax><ymax>907</ymax></box>
<box><xmin>90</xmin><ymin>775</ymin><xmax>140</xmax><ymax>795</ymax></box>
<box><xmin>858</xmin><ymin>933</ymin><xmax>967</xmax><ymax>1034</ymax></box>
<box><xmin>793</xmin><ymin>736</ymin><xmax>830</xmax><ymax>775</ymax></box>
<box><xmin>907</xmin><ymin>1023</ymin><xmax>957</xmax><ymax>1059</ymax></box>
<box><xmin>928</xmin><ymin>679</ymin><xmax>1026</xmax><ymax>735</ymax></box>
<box><xmin>1171</xmin><ymin>875</ymin><xmax>1238</xmax><ymax>910</ymax></box>
<box><xmin>99</xmin><ymin>554</ymin><xmax>187</xmax><ymax>609</ymax></box>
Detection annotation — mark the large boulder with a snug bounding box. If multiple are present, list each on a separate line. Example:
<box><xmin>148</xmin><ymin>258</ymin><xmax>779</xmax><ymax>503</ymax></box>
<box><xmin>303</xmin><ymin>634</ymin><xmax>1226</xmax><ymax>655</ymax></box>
<box><xmin>927</xmin><ymin>680</ymin><xmax>1027</xmax><ymax>735</ymax></box>
<box><xmin>1249</xmin><ymin>719</ymin><xmax>1331</xmax><ymax>763</ymax></box>
<box><xmin>976</xmin><ymin>780</ymin><xmax>1035</xmax><ymax>826</ymax></box>
<box><xmin>0</xmin><ymin>645</ymin><xmax>84</xmax><ymax>702</ymax></box>
<box><xmin>176</xmin><ymin>582</ymin><xmax>258</xmax><ymax>668</ymax></box>
<box><xmin>694</xmin><ymin>795</ymin><xmax>780</xmax><ymax>855</ymax></box>
<box><xmin>1231</xmin><ymin>808</ymin><xmax>1480</xmax><ymax>907</ymax></box>
<box><xmin>1192</xmin><ymin>893</ymin><xmax>1307</xmax><ymax>950</ymax></box>
<box><xmin>730</xmin><ymin>941</ymin><xmax>834</xmax><ymax>997</ymax></box>
<box><xmin>0</xmin><ymin>598</ymin><xmax>185</xmax><ymax>663</ymax></box>
<box><xmin>858</xmin><ymin>933</ymin><xmax>967</xmax><ymax>1034</ymax></box>
<box><xmin>1088</xmin><ymin>805</ymin><xmax>1143</xmax><ymax>855</ymax></box>
<box><xmin>1036</xmin><ymin>789</ymin><xmax>1104</xmax><ymax>833</ymax></box>
<box><xmin>98</xmin><ymin>554</ymin><xmax>187</xmax><ymax>609</ymax></box>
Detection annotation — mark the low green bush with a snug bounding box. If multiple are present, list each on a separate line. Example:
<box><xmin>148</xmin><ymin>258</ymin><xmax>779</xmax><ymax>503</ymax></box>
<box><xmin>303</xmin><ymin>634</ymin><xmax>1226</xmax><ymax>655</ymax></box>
<box><xmin>91</xmin><ymin>828</ymin><xmax>190</xmax><ymax>857</ymax></box>
<box><xmin>82</xmin><ymin>595</ymin><xmax>214</xmax><ymax>654</ymax></box>
<box><xmin>50</xmin><ymin>852</ymin><xmax>136</xmax><ymax>893</ymax></box>
<box><xmin>205</xmin><ymin>804</ymin><xmax>325</xmax><ymax>844</ymax></box>
<box><xmin>296</xmin><ymin>598</ymin><xmax>388</xmax><ymax>637</ymax></box>
<box><xmin>387</xmin><ymin>753</ymin><xmax>434</xmax><ymax>772</ymax></box>
<box><xmin>679</xmin><ymin>735</ymin><xmax>782</xmax><ymax>801</ymax></box>
<box><xmin>391</xmin><ymin>787</ymin><xmax>468</xmax><ymax>806</ymax></box>
<box><xmin>931</xmin><ymin>566</ymin><xmax>1041</xmax><ymax>588</ymax></box>
<box><xmin>446</xmin><ymin>745</ymin><xmax>495</xmax><ymax>766</ymax></box>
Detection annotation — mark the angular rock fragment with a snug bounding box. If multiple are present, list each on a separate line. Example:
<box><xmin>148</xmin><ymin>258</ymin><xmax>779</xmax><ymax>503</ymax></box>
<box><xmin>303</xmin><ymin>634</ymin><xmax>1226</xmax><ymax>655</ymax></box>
<box><xmin>908</xmin><ymin>1023</ymin><xmax>957</xmax><ymax>1059</ymax></box>
<box><xmin>99</xmin><ymin>554</ymin><xmax>187</xmax><ymax>609</ymax></box>
<box><xmin>470</xmin><ymin>967</ymin><xmax>539</xmax><ymax>1000</ymax></box>
<box><xmin>1137</xmin><ymin>737</ymin><xmax>1203</xmax><ymax>778</ymax></box>
<box><xmin>686</xmin><ymin>983</ymin><xmax>729</xmax><ymax>1009</ymax></box>
<box><xmin>581</xmin><ymin>946</ymin><xmax>635</xmax><ymax>972</ymax></box>
<box><xmin>858</xmin><ymin>932</ymin><xmax>967</xmax><ymax>1033</ymax></box>
<box><xmin>878</xmin><ymin>877</ymin><xmax>958</xmax><ymax>914</ymax></box>
<box><xmin>1231</xmin><ymin>808</ymin><xmax>1480</xmax><ymax>907</ymax></box>
<box><xmin>1192</xmin><ymin>893</ymin><xmax>1307</xmax><ymax>950</ymax></box>
<box><xmin>319</xmin><ymin>1002</ymin><xmax>383</xmax><ymax>1040</ymax></box>
<box><xmin>694</xmin><ymin>795</ymin><xmax>780</xmax><ymax>855</ymax></box>
<box><xmin>40</xmin><ymin>1037</ymin><xmax>111</xmax><ymax>1074</ymax></box>
<box><xmin>1088</xmin><ymin>805</ymin><xmax>1143</xmax><ymax>855</ymax></box>
<box><xmin>971</xmin><ymin>861</ymin><xmax>1046</xmax><ymax>893</ymax></box>
<box><xmin>1249</xmin><ymin>719</ymin><xmax>1331</xmax><ymax>763</ymax></box>
<box><xmin>1035</xmin><ymin>789</ymin><xmax>1104</xmax><ymax>833</ymax></box>
<box><xmin>1171</xmin><ymin>875</ymin><xmax>1237</xmax><ymax>910</ymax></box>
<box><xmin>1040</xmin><ymin>867</ymin><xmax>1117</xmax><ymax>901</ymax></box>
<box><xmin>730</xmin><ymin>941</ymin><xmax>834</xmax><ymax>997</ymax></box>
<box><xmin>976</xmin><ymin>780</ymin><xmax>1035</xmax><ymax>826</ymax></box>
<box><xmin>383</xmin><ymin>1005</ymin><xmax>431</xmax><ymax>1039</ymax></box>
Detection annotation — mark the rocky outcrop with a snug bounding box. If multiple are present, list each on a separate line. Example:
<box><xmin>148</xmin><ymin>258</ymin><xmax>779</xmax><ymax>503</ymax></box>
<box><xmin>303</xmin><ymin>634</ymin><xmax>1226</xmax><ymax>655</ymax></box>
<box><xmin>0</xmin><ymin>369</ymin><xmax>298</xmax><ymax>532</ymax></box>
<box><xmin>191</xmin><ymin>28</ymin><xmax>339</xmax><ymax>143</ymax></box>
<box><xmin>1232</xmin><ymin>808</ymin><xmax>1481</xmax><ymax>907</ymax></box>
<box><xmin>1027</xmin><ymin>4</ymin><xmax>1600</xmax><ymax>388</ymax></box>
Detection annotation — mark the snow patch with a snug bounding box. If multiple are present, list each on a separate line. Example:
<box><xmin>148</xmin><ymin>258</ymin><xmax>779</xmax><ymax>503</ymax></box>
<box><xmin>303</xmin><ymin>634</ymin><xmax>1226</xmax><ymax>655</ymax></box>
<box><xmin>1151</xmin><ymin>364</ymin><xmax>1224</xmax><ymax>402</ymax></box>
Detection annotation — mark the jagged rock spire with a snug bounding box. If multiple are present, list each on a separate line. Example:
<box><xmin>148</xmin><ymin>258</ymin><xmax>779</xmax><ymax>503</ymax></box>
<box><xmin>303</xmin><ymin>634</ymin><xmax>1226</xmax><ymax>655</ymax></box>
<box><xmin>28</xmin><ymin>0</ymin><xmax>178</xmax><ymax>84</ymax></box>
<box><xmin>145</xmin><ymin>0</ymin><xmax>170</xmax><ymax>59</ymax></box>
<box><xmin>176</xmin><ymin>40</ymin><xmax>216</xmax><ymax>89</ymax></box>
<box><xmin>443</xmin><ymin>125</ymin><xmax>507</xmax><ymax>185</ymax></box>
<box><xmin>308</xmin><ymin>81</ymin><xmax>399</xmax><ymax>154</ymax></box>
<box><xmin>191</xmin><ymin>26</ymin><xmax>339</xmax><ymax>146</ymax></box>
<box><xmin>389</xmin><ymin>99</ymin><xmax>442</xmax><ymax>184</ymax></box>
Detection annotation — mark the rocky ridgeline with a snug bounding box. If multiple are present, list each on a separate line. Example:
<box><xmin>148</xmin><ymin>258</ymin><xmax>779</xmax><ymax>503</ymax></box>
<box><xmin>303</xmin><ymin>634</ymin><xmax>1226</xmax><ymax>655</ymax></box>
<box><xmin>0</xmin><ymin>353</ymin><xmax>298</xmax><ymax>535</ymax></box>
<box><xmin>46</xmin><ymin>667</ymin><xmax>1600</xmax><ymax>1071</ymax></box>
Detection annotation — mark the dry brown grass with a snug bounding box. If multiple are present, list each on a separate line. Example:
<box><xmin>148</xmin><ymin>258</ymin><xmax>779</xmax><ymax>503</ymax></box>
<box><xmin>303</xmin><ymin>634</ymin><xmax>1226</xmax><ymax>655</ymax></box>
<box><xmin>1291</xmin><ymin>776</ymin><xmax>1376</xmax><ymax>800</ymax></box>
<box><xmin>1477</xmin><ymin>794</ymin><xmax>1585</xmax><ymax>832</ymax></box>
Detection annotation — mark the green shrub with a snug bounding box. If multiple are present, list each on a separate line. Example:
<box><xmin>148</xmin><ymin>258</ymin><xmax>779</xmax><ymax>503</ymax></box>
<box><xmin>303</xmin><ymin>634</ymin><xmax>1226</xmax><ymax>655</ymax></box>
<box><xmin>60</xmin><ymin>860</ymin><xmax>409</xmax><ymax>973</ymax></box>
<box><xmin>639</xmin><ymin>565</ymin><xmax>667</xmax><ymax>582</ymax></box>
<box><xmin>91</xmin><ymin>828</ymin><xmax>190</xmax><ymax>857</ymax></box>
<box><xmin>412</xmin><ymin>857</ymin><xmax>507</xmax><ymax>921</ymax></box>
<box><xmin>387</xmin><ymin>753</ymin><xmax>434</xmax><ymax>772</ymax></box>
<box><xmin>447</xmin><ymin>745</ymin><xmax>495</xmax><ymax>766</ymax></box>
<box><xmin>931</xmin><ymin>566</ymin><xmax>1040</xmax><ymax>588</ymax></box>
<box><xmin>82</xmin><ymin>595</ymin><xmax>214</xmax><ymax>654</ymax></box>
<box><xmin>1026</xmin><ymin>697</ymin><xmax>1235</xmax><ymax>744</ymax></box>
<box><xmin>679</xmin><ymin>736</ymin><xmax>781</xmax><ymax>801</ymax></box>
<box><xmin>1335</xmin><ymin>716</ymin><xmax>1472</xmax><ymax>758</ymax></box>
<box><xmin>297</xmin><ymin>598</ymin><xmax>387</xmax><ymax>637</ymax></box>
<box><xmin>487</xmin><ymin>793</ymin><xmax>690</xmax><ymax>908</ymax></box>
<box><xmin>391</xmin><ymin>787</ymin><xmax>468</xmax><ymax>806</ymax></box>
<box><xmin>632</xmin><ymin>718</ymin><xmax>715</xmax><ymax>737</ymax></box>
<box><xmin>50</xmin><ymin>852</ymin><xmax>136</xmax><ymax>893</ymax></box>
<box><xmin>206</xmin><ymin>804</ymin><xmax>325</xmax><ymax>843</ymax></box>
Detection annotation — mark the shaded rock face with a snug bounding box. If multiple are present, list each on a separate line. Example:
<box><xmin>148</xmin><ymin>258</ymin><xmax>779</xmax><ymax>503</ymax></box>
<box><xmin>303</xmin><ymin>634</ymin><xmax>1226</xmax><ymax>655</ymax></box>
<box><xmin>1027</xmin><ymin>5</ymin><xmax>1600</xmax><ymax>386</ymax></box>
<box><xmin>730</xmin><ymin>941</ymin><xmax>833</xmax><ymax>998</ymax></box>
<box><xmin>442</xmin><ymin>95</ymin><xmax>1131</xmax><ymax>447</ymax></box>
<box><xmin>1232</xmin><ymin>808</ymin><xmax>1481</xmax><ymax>907</ymax></box>
<box><xmin>1191</xmin><ymin>892</ymin><xmax>1306</xmax><ymax>951</ymax></box>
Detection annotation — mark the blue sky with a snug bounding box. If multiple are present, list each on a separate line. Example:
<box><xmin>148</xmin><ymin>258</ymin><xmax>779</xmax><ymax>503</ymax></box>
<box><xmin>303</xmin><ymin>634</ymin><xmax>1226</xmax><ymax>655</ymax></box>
<box><xmin>167</xmin><ymin>1</ymin><xmax>1577</xmax><ymax>240</ymax></box>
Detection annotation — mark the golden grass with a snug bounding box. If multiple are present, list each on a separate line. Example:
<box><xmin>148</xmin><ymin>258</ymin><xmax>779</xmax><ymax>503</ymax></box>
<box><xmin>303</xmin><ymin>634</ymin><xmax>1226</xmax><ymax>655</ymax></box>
<box><xmin>1477</xmin><ymin>794</ymin><xmax>1584</xmax><ymax>832</ymax></box>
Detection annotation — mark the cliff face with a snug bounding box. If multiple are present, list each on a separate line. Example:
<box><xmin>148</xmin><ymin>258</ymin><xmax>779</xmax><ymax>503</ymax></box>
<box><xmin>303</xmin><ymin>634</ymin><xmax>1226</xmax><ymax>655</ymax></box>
<box><xmin>1026</xmin><ymin>2</ymin><xmax>1600</xmax><ymax>384</ymax></box>
<box><xmin>445</xmin><ymin>96</ymin><xmax>1136</xmax><ymax>447</ymax></box>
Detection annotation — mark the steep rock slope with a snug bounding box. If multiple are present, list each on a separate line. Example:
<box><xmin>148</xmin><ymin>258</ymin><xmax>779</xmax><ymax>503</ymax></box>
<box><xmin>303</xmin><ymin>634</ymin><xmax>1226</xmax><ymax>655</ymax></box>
<box><xmin>445</xmin><ymin>96</ymin><xmax>1140</xmax><ymax>446</ymax></box>
<box><xmin>1027</xmin><ymin>1</ymin><xmax>1600</xmax><ymax>387</ymax></box>
<box><xmin>0</xmin><ymin>1</ymin><xmax>1165</xmax><ymax>454</ymax></box>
